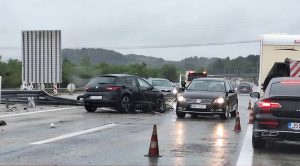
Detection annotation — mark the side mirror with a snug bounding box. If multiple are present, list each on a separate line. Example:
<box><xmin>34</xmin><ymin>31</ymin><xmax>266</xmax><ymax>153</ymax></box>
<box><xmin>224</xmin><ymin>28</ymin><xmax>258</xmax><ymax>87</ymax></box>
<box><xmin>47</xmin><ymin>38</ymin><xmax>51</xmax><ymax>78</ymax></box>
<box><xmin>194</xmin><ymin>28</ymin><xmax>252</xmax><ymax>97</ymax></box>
<box><xmin>250</xmin><ymin>92</ymin><xmax>260</xmax><ymax>99</ymax></box>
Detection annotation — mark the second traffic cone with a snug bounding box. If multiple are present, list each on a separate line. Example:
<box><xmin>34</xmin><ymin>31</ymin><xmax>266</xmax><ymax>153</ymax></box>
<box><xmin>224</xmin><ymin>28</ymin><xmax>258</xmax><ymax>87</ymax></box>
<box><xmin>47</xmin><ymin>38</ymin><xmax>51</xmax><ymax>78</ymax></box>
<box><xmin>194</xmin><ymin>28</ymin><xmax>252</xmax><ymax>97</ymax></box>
<box><xmin>248</xmin><ymin>100</ymin><xmax>252</xmax><ymax>110</ymax></box>
<box><xmin>234</xmin><ymin>112</ymin><xmax>241</xmax><ymax>132</ymax></box>
<box><xmin>145</xmin><ymin>125</ymin><xmax>161</xmax><ymax>157</ymax></box>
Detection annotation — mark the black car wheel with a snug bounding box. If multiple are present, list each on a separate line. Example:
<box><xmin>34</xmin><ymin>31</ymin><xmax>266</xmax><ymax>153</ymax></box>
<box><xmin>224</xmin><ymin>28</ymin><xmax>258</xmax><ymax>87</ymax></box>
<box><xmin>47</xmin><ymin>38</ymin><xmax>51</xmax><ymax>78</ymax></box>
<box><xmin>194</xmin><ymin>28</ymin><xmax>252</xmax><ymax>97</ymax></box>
<box><xmin>176</xmin><ymin>110</ymin><xmax>186</xmax><ymax>118</ymax></box>
<box><xmin>252</xmin><ymin>134</ymin><xmax>266</xmax><ymax>149</ymax></box>
<box><xmin>231</xmin><ymin>101</ymin><xmax>238</xmax><ymax>117</ymax></box>
<box><xmin>220</xmin><ymin>105</ymin><xmax>229</xmax><ymax>120</ymax></box>
<box><xmin>117</xmin><ymin>95</ymin><xmax>133</xmax><ymax>113</ymax></box>
<box><xmin>156</xmin><ymin>98</ymin><xmax>166</xmax><ymax>113</ymax></box>
<box><xmin>85</xmin><ymin>105</ymin><xmax>97</xmax><ymax>112</ymax></box>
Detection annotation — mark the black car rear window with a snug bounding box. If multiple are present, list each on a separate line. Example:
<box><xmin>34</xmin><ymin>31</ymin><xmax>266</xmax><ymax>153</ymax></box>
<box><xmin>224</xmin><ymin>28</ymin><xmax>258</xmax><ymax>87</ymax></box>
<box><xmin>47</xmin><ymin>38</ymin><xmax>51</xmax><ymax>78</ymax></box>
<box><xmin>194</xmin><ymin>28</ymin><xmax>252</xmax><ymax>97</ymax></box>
<box><xmin>269</xmin><ymin>83</ymin><xmax>300</xmax><ymax>96</ymax></box>
<box><xmin>87</xmin><ymin>76</ymin><xmax>116</xmax><ymax>86</ymax></box>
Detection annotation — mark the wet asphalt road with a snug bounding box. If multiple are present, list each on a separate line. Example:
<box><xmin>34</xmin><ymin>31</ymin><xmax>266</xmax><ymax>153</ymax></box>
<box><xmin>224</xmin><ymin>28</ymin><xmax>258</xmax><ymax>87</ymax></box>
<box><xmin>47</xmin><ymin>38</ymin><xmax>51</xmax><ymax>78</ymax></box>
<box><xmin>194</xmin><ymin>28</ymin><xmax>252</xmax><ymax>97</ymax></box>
<box><xmin>0</xmin><ymin>94</ymin><xmax>300</xmax><ymax>166</ymax></box>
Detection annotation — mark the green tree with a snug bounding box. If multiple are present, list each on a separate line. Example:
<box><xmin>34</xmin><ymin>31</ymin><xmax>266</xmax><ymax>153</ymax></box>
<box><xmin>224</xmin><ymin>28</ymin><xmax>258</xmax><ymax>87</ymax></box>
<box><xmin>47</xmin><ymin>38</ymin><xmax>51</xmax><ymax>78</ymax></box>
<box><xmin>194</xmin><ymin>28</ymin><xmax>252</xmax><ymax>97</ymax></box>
<box><xmin>1</xmin><ymin>59</ymin><xmax>22</xmax><ymax>88</ymax></box>
<box><xmin>160</xmin><ymin>64</ymin><xmax>178</xmax><ymax>82</ymax></box>
<box><xmin>62</xmin><ymin>59</ymin><xmax>76</xmax><ymax>85</ymax></box>
<box><xmin>77</xmin><ymin>56</ymin><xmax>93</xmax><ymax>79</ymax></box>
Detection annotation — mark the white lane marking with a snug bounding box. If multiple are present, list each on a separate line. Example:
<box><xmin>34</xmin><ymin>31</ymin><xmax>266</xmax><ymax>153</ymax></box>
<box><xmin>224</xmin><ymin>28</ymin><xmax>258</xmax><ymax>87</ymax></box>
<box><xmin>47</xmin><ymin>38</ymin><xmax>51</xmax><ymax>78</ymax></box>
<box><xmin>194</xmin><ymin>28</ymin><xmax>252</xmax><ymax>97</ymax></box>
<box><xmin>0</xmin><ymin>107</ymin><xmax>78</xmax><ymax>118</ymax></box>
<box><xmin>30</xmin><ymin>123</ymin><xmax>118</xmax><ymax>145</ymax></box>
<box><xmin>236</xmin><ymin>125</ymin><xmax>253</xmax><ymax>166</ymax></box>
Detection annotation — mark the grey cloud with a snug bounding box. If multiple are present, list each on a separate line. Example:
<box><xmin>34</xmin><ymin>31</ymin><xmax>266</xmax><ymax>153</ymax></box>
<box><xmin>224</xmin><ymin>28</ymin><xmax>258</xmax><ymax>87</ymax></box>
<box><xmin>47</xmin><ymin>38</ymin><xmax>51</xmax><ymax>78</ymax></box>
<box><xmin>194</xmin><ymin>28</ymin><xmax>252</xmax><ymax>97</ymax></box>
<box><xmin>0</xmin><ymin>0</ymin><xmax>300</xmax><ymax>61</ymax></box>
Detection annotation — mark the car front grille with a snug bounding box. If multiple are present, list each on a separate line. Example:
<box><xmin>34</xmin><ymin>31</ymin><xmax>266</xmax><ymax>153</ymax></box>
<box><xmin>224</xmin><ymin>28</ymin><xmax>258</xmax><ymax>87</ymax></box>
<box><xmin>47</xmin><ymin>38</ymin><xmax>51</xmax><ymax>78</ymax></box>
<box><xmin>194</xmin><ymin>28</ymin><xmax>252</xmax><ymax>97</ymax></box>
<box><xmin>161</xmin><ymin>90</ymin><xmax>171</xmax><ymax>92</ymax></box>
<box><xmin>186</xmin><ymin>98</ymin><xmax>212</xmax><ymax>104</ymax></box>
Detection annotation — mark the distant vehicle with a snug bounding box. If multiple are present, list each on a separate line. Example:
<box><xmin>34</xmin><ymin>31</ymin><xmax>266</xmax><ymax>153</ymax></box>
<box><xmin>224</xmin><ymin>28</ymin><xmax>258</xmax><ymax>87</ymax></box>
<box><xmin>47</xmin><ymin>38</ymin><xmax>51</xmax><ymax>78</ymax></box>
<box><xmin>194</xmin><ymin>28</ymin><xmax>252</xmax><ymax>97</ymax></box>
<box><xmin>259</xmin><ymin>34</ymin><xmax>300</xmax><ymax>93</ymax></box>
<box><xmin>237</xmin><ymin>82</ymin><xmax>253</xmax><ymax>94</ymax></box>
<box><xmin>176</xmin><ymin>78</ymin><xmax>238</xmax><ymax>119</ymax></box>
<box><xmin>79</xmin><ymin>74</ymin><xmax>166</xmax><ymax>113</ymax></box>
<box><xmin>229</xmin><ymin>80</ymin><xmax>239</xmax><ymax>90</ymax></box>
<box><xmin>250</xmin><ymin>77</ymin><xmax>300</xmax><ymax>149</ymax></box>
<box><xmin>180</xmin><ymin>71</ymin><xmax>208</xmax><ymax>88</ymax></box>
<box><xmin>147</xmin><ymin>78</ymin><xmax>178</xmax><ymax>102</ymax></box>
<box><xmin>187</xmin><ymin>72</ymin><xmax>208</xmax><ymax>82</ymax></box>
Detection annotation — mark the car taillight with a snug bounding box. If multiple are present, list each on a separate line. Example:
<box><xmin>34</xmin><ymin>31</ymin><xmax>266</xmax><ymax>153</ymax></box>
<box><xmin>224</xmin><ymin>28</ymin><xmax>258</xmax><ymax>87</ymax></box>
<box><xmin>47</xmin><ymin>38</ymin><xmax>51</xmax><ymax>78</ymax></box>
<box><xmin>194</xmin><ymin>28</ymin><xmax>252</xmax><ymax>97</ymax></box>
<box><xmin>257</xmin><ymin>100</ymin><xmax>281</xmax><ymax>113</ymax></box>
<box><xmin>259</xmin><ymin>120</ymin><xmax>279</xmax><ymax>129</ymax></box>
<box><xmin>106</xmin><ymin>86</ymin><xmax>122</xmax><ymax>91</ymax></box>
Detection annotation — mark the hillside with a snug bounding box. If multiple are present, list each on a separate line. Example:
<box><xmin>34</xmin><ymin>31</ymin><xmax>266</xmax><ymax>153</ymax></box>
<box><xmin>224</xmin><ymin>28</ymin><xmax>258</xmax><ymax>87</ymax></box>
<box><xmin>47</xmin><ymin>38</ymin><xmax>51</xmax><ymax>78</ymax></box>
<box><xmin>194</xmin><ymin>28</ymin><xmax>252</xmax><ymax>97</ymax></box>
<box><xmin>62</xmin><ymin>48</ymin><xmax>215</xmax><ymax>70</ymax></box>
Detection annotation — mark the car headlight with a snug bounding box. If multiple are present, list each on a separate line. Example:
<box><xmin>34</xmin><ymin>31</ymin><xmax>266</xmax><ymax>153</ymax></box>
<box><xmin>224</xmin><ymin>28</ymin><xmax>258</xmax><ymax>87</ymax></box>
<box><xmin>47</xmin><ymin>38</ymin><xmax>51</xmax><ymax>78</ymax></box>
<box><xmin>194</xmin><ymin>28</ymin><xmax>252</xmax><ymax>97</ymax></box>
<box><xmin>177</xmin><ymin>95</ymin><xmax>186</xmax><ymax>102</ymax></box>
<box><xmin>172</xmin><ymin>88</ymin><xmax>178</xmax><ymax>94</ymax></box>
<box><xmin>214</xmin><ymin>97</ymin><xmax>225</xmax><ymax>104</ymax></box>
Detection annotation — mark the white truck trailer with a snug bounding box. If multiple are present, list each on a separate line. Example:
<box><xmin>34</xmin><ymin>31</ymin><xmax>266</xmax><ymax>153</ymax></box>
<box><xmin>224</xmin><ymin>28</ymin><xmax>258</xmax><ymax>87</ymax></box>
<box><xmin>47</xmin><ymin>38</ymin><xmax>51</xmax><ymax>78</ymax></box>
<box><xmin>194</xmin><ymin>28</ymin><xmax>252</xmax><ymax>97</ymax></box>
<box><xmin>259</xmin><ymin>34</ymin><xmax>300</xmax><ymax>93</ymax></box>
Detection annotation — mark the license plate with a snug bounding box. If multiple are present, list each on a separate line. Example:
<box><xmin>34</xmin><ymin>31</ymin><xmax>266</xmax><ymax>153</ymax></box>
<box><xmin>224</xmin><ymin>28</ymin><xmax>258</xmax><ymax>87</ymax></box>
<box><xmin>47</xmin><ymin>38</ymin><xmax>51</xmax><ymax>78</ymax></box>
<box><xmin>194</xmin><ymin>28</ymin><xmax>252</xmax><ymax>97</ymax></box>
<box><xmin>90</xmin><ymin>96</ymin><xmax>102</xmax><ymax>99</ymax></box>
<box><xmin>288</xmin><ymin>122</ymin><xmax>300</xmax><ymax>130</ymax></box>
<box><xmin>190</xmin><ymin>104</ymin><xmax>206</xmax><ymax>109</ymax></box>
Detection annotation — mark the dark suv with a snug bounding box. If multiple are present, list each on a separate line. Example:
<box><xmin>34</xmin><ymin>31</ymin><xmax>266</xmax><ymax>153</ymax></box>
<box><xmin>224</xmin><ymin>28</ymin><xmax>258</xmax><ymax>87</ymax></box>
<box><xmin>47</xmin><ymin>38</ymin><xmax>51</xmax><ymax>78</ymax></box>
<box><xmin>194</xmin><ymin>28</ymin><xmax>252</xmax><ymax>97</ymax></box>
<box><xmin>79</xmin><ymin>74</ymin><xmax>166</xmax><ymax>113</ymax></box>
<box><xmin>250</xmin><ymin>77</ymin><xmax>300</xmax><ymax>149</ymax></box>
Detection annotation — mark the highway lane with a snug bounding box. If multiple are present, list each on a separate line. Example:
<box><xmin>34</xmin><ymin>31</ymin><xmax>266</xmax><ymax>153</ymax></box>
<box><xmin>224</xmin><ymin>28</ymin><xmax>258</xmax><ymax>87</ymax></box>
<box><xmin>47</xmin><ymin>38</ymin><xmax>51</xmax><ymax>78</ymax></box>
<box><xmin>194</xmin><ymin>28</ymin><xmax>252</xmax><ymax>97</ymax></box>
<box><xmin>0</xmin><ymin>94</ymin><xmax>257</xmax><ymax>165</ymax></box>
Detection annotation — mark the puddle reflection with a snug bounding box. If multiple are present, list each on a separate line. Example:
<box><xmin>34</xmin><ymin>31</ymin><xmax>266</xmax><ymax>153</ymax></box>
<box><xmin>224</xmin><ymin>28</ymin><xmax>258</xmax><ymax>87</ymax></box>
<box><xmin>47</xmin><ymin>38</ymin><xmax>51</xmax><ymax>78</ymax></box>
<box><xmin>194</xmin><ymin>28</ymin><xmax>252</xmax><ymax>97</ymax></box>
<box><xmin>206</xmin><ymin>123</ymin><xmax>227</xmax><ymax>165</ymax></box>
<box><xmin>215</xmin><ymin>123</ymin><xmax>224</xmax><ymax>147</ymax></box>
<box><xmin>175</xmin><ymin>121</ymin><xmax>185</xmax><ymax>145</ymax></box>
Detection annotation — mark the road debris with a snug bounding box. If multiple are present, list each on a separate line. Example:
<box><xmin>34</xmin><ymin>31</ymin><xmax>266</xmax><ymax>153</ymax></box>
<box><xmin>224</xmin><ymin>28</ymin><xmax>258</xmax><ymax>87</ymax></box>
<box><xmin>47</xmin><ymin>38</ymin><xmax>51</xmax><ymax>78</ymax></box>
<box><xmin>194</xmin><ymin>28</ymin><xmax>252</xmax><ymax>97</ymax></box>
<box><xmin>50</xmin><ymin>123</ymin><xmax>55</xmax><ymax>128</ymax></box>
<box><xmin>0</xmin><ymin>120</ymin><xmax>7</xmax><ymax>126</ymax></box>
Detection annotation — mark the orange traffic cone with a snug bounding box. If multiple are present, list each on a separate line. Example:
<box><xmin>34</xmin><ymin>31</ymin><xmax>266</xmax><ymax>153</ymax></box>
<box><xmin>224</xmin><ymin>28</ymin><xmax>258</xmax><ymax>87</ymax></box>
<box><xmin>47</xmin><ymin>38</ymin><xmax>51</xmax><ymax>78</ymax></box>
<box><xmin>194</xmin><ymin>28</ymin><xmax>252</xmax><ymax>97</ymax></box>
<box><xmin>248</xmin><ymin>110</ymin><xmax>254</xmax><ymax>124</ymax></box>
<box><xmin>248</xmin><ymin>100</ymin><xmax>252</xmax><ymax>110</ymax></box>
<box><xmin>145</xmin><ymin>125</ymin><xmax>162</xmax><ymax>157</ymax></box>
<box><xmin>234</xmin><ymin>112</ymin><xmax>241</xmax><ymax>132</ymax></box>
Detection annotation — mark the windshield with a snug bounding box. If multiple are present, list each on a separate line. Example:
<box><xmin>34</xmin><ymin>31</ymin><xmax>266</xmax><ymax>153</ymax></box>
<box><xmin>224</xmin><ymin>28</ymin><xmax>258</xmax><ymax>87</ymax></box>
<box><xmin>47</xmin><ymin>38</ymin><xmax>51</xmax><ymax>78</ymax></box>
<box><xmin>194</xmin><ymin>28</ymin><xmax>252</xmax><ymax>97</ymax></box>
<box><xmin>152</xmin><ymin>80</ymin><xmax>173</xmax><ymax>87</ymax></box>
<box><xmin>187</xmin><ymin>80</ymin><xmax>225</xmax><ymax>92</ymax></box>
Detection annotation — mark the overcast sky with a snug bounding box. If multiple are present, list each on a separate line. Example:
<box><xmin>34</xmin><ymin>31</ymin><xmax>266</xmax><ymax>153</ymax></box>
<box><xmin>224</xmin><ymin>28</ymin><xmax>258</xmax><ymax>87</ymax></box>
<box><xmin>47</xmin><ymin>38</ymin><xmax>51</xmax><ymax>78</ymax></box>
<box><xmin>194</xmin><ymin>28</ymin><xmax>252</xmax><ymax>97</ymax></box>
<box><xmin>0</xmin><ymin>0</ymin><xmax>300</xmax><ymax>61</ymax></box>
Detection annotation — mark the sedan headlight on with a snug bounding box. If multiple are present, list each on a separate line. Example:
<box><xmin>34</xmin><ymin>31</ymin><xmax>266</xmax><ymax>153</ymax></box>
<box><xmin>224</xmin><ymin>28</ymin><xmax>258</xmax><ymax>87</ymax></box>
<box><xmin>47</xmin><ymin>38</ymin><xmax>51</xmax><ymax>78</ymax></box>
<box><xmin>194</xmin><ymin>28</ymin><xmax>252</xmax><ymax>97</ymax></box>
<box><xmin>214</xmin><ymin>97</ymin><xmax>225</xmax><ymax>104</ymax></box>
<box><xmin>172</xmin><ymin>88</ymin><xmax>178</xmax><ymax>94</ymax></box>
<box><xmin>177</xmin><ymin>95</ymin><xmax>186</xmax><ymax>102</ymax></box>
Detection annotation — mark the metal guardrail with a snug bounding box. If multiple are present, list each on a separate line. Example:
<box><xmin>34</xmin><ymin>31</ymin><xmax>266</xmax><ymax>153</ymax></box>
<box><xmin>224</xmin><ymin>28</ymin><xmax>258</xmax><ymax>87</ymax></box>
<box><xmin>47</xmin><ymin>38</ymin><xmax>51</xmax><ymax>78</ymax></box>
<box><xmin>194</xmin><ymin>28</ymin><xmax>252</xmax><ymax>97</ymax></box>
<box><xmin>1</xmin><ymin>90</ymin><xmax>83</xmax><ymax>107</ymax></box>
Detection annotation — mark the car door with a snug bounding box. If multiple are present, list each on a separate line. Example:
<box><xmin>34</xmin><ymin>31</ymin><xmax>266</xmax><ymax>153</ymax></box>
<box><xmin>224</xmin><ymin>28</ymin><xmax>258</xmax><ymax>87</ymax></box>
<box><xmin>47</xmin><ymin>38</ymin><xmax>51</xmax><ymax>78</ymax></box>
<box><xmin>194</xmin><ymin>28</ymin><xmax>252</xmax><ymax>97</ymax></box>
<box><xmin>124</xmin><ymin>76</ymin><xmax>141</xmax><ymax>103</ymax></box>
<box><xmin>225</xmin><ymin>80</ymin><xmax>236</xmax><ymax>111</ymax></box>
<box><xmin>136</xmin><ymin>77</ymin><xmax>156</xmax><ymax>104</ymax></box>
